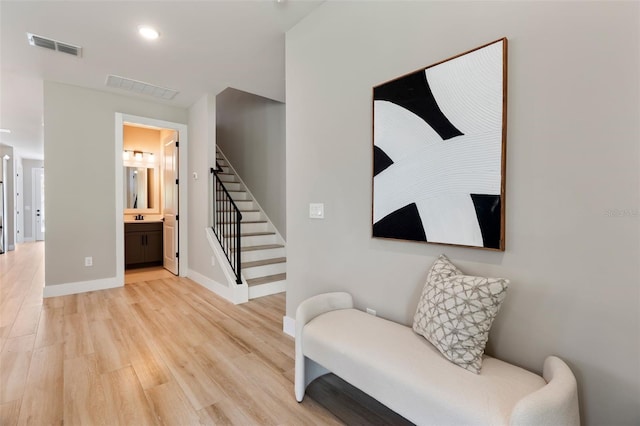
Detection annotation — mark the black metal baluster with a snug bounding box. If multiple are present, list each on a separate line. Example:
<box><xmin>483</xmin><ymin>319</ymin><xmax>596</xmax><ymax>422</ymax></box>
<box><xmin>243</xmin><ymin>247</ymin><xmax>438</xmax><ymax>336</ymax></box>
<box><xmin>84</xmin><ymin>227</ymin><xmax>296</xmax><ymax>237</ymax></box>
<box><xmin>210</xmin><ymin>163</ymin><xmax>243</xmax><ymax>284</ymax></box>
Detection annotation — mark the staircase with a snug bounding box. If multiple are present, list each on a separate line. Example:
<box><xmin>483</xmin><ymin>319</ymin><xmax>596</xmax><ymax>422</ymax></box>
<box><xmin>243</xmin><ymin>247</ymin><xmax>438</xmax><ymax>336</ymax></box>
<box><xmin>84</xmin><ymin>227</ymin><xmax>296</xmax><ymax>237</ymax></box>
<box><xmin>214</xmin><ymin>148</ymin><xmax>286</xmax><ymax>299</ymax></box>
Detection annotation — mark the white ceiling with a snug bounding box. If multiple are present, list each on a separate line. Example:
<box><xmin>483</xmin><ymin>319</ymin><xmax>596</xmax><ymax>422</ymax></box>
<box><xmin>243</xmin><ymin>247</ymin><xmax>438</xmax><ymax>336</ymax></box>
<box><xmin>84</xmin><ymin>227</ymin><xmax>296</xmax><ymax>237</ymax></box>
<box><xmin>0</xmin><ymin>0</ymin><xmax>323</xmax><ymax>160</ymax></box>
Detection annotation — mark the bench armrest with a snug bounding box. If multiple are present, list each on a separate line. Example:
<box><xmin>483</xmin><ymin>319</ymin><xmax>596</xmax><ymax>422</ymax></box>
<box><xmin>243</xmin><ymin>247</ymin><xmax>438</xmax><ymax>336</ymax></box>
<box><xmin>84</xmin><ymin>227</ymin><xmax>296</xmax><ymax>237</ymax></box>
<box><xmin>510</xmin><ymin>356</ymin><xmax>580</xmax><ymax>426</ymax></box>
<box><xmin>295</xmin><ymin>292</ymin><xmax>354</xmax><ymax>341</ymax></box>
<box><xmin>294</xmin><ymin>292</ymin><xmax>353</xmax><ymax>401</ymax></box>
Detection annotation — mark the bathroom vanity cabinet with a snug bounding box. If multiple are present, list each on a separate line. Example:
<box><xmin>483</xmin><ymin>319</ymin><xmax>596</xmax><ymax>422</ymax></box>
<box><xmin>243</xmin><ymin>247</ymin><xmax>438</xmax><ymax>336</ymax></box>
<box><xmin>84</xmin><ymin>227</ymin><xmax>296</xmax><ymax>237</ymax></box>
<box><xmin>125</xmin><ymin>221</ymin><xmax>163</xmax><ymax>268</ymax></box>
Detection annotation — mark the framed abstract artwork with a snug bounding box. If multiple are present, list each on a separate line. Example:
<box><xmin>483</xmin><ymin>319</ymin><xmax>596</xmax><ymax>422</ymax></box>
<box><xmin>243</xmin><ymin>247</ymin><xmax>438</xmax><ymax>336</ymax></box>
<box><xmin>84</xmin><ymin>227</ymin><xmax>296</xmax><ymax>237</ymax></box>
<box><xmin>372</xmin><ymin>38</ymin><xmax>507</xmax><ymax>251</ymax></box>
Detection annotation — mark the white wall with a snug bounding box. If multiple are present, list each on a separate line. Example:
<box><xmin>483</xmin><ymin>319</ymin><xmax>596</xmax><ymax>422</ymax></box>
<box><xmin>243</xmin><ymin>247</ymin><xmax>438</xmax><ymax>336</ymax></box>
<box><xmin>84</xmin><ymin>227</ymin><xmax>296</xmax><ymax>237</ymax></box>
<box><xmin>285</xmin><ymin>2</ymin><xmax>639</xmax><ymax>425</ymax></box>
<box><xmin>0</xmin><ymin>144</ymin><xmax>15</xmax><ymax>250</ymax></box>
<box><xmin>216</xmin><ymin>88</ymin><xmax>286</xmax><ymax>238</ymax></box>
<box><xmin>187</xmin><ymin>93</ymin><xmax>228</xmax><ymax>285</ymax></box>
<box><xmin>43</xmin><ymin>81</ymin><xmax>187</xmax><ymax>287</ymax></box>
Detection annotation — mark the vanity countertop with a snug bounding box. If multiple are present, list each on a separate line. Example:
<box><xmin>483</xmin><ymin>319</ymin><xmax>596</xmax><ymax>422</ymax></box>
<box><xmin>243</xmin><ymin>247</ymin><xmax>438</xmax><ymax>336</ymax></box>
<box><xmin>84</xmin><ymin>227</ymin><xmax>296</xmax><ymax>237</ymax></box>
<box><xmin>124</xmin><ymin>219</ymin><xmax>163</xmax><ymax>224</ymax></box>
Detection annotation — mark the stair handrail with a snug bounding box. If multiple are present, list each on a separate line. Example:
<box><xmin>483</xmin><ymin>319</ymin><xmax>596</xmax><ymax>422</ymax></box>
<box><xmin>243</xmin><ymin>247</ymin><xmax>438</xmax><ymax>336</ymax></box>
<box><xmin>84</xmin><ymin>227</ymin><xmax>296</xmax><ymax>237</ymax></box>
<box><xmin>211</xmin><ymin>166</ymin><xmax>243</xmax><ymax>284</ymax></box>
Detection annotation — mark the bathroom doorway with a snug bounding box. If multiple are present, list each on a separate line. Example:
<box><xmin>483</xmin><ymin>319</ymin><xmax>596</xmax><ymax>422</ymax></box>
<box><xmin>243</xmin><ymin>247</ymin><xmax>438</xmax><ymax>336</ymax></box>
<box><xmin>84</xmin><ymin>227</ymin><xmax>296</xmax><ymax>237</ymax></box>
<box><xmin>115</xmin><ymin>113</ymin><xmax>188</xmax><ymax>286</ymax></box>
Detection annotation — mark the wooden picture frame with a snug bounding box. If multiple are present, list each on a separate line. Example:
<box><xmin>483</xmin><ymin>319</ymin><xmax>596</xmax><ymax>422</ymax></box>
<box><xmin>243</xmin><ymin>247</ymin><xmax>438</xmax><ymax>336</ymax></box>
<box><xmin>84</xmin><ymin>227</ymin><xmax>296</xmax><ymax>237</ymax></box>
<box><xmin>372</xmin><ymin>38</ymin><xmax>507</xmax><ymax>251</ymax></box>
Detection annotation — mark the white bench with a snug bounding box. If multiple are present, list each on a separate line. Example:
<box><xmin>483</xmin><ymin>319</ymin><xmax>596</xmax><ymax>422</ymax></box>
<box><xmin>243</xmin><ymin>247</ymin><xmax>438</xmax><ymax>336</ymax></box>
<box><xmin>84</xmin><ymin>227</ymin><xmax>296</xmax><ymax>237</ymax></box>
<box><xmin>295</xmin><ymin>292</ymin><xmax>580</xmax><ymax>425</ymax></box>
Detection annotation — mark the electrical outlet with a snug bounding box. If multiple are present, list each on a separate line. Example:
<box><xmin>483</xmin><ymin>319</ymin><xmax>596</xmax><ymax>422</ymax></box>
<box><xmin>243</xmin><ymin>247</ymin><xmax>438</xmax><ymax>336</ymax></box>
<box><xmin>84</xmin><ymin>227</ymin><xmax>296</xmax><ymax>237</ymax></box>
<box><xmin>84</xmin><ymin>256</ymin><xmax>93</xmax><ymax>267</ymax></box>
<box><xmin>366</xmin><ymin>308</ymin><xmax>376</xmax><ymax>316</ymax></box>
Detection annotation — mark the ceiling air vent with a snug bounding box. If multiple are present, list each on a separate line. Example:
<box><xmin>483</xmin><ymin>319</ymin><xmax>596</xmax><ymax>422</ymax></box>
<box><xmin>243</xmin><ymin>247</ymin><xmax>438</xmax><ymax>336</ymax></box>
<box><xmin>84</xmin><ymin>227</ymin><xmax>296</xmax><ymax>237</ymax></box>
<box><xmin>105</xmin><ymin>75</ymin><xmax>178</xmax><ymax>100</ymax></box>
<box><xmin>27</xmin><ymin>33</ymin><xmax>82</xmax><ymax>57</ymax></box>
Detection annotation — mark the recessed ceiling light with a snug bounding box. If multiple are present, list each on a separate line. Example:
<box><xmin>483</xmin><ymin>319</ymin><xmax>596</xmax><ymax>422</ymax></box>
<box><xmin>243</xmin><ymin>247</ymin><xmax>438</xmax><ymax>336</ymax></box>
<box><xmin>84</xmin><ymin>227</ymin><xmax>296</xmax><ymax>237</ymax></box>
<box><xmin>0</xmin><ymin>129</ymin><xmax>11</xmax><ymax>134</ymax></box>
<box><xmin>138</xmin><ymin>26</ymin><xmax>159</xmax><ymax>40</ymax></box>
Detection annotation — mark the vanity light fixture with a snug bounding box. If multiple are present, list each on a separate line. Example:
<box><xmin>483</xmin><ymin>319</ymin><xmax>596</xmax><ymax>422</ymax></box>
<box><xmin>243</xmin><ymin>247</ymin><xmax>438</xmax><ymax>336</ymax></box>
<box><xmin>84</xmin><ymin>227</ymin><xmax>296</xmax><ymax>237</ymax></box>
<box><xmin>0</xmin><ymin>128</ymin><xmax>11</xmax><ymax>134</ymax></box>
<box><xmin>123</xmin><ymin>150</ymin><xmax>156</xmax><ymax>164</ymax></box>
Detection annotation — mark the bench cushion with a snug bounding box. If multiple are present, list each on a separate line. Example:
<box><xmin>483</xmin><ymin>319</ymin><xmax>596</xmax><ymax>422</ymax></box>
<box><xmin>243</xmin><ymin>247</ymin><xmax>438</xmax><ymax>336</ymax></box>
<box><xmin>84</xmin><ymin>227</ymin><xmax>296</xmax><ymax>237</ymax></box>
<box><xmin>303</xmin><ymin>308</ymin><xmax>546</xmax><ymax>425</ymax></box>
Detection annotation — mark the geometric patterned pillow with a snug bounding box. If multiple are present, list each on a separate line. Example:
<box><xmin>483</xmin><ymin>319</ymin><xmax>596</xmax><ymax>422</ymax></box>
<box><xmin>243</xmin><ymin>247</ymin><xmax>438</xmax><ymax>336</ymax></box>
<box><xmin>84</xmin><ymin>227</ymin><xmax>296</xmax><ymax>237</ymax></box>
<box><xmin>413</xmin><ymin>254</ymin><xmax>509</xmax><ymax>374</ymax></box>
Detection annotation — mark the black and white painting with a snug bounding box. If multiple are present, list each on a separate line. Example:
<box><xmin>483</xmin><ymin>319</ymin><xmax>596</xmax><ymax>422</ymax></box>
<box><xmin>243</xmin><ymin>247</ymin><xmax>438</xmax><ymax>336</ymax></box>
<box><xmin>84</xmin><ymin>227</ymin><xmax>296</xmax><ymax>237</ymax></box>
<box><xmin>372</xmin><ymin>38</ymin><xmax>507</xmax><ymax>250</ymax></box>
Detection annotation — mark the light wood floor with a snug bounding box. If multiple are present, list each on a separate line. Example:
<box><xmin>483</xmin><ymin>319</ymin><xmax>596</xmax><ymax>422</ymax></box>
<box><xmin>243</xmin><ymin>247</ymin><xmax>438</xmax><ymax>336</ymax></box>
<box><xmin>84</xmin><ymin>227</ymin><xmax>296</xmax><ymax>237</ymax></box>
<box><xmin>0</xmin><ymin>242</ymin><xmax>412</xmax><ymax>426</ymax></box>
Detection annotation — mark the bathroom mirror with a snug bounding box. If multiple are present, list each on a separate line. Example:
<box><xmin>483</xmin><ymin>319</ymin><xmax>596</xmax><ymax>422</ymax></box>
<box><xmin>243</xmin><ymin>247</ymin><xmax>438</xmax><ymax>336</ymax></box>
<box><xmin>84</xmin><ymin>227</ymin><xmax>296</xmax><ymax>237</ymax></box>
<box><xmin>124</xmin><ymin>166</ymin><xmax>157</xmax><ymax>211</ymax></box>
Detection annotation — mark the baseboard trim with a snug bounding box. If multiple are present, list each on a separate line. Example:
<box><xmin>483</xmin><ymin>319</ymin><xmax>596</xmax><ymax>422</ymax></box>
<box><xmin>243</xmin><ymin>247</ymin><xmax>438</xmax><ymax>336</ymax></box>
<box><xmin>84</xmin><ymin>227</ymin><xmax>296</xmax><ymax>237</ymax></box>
<box><xmin>43</xmin><ymin>276</ymin><xmax>123</xmax><ymax>298</ymax></box>
<box><xmin>188</xmin><ymin>269</ymin><xmax>248</xmax><ymax>305</ymax></box>
<box><xmin>283</xmin><ymin>315</ymin><xmax>295</xmax><ymax>337</ymax></box>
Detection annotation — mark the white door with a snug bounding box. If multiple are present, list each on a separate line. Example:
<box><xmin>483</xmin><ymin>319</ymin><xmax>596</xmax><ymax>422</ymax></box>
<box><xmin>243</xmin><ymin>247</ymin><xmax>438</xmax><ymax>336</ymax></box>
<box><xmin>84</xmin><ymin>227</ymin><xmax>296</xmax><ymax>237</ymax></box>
<box><xmin>162</xmin><ymin>131</ymin><xmax>179</xmax><ymax>275</ymax></box>
<box><xmin>34</xmin><ymin>168</ymin><xmax>45</xmax><ymax>241</ymax></box>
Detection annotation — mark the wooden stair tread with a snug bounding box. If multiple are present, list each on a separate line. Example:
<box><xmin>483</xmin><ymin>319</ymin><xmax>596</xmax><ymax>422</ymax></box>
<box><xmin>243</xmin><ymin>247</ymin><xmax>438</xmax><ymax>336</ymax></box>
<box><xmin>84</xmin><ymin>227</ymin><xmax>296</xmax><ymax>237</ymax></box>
<box><xmin>220</xmin><ymin>220</ymin><xmax>267</xmax><ymax>225</ymax></box>
<box><xmin>238</xmin><ymin>244</ymin><xmax>284</xmax><ymax>252</ymax></box>
<box><xmin>219</xmin><ymin>209</ymin><xmax>260</xmax><ymax>212</ymax></box>
<box><xmin>246</xmin><ymin>273</ymin><xmax>286</xmax><ymax>287</ymax></box>
<box><xmin>240</xmin><ymin>231</ymin><xmax>275</xmax><ymax>237</ymax></box>
<box><xmin>243</xmin><ymin>257</ymin><xmax>286</xmax><ymax>269</ymax></box>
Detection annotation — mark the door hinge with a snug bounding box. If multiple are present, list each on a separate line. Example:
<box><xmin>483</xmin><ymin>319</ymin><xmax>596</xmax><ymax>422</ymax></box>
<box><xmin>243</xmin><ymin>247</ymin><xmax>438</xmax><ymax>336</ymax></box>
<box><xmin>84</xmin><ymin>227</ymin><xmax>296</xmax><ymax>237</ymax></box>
<box><xmin>176</xmin><ymin>215</ymin><xmax>179</xmax><ymax>221</ymax></box>
<box><xmin>175</xmin><ymin>178</ymin><xmax>179</xmax><ymax>185</ymax></box>
<box><xmin>176</xmin><ymin>141</ymin><xmax>179</xmax><ymax>147</ymax></box>
<box><xmin>176</xmin><ymin>252</ymin><xmax>179</xmax><ymax>259</ymax></box>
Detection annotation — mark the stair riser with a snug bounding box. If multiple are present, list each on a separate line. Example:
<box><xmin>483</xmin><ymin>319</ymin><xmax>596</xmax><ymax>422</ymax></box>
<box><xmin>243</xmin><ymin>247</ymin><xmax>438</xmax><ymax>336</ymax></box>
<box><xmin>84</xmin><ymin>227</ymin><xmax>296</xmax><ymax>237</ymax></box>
<box><xmin>248</xmin><ymin>280</ymin><xmax>286</xmax><ymax>299</ymax></box>
<box><xmin>240</xmin><ymin>222</ymin><xmax>270</xmax><ymax>234</ymax></box>
<box><xmin>239</xmin><ymin>211</ymin><xmax>263</xmax><ymax>222</ymax></box>
<box><xmin>241</xmin><ymin>247</ymin><xmax>286</xmax><ymax>262</ymax></box>
<box><xmin>243</xmin><ymin>262</ymin><xmax>287</xmax><ymax>280</ymax></box>
<box><xmin>219</xmin><ymin>222</ymin><xmax>269</xmax><ymax>234</ymax></box>
<box><xmin>241</xmin><ymin>234</ymin><xmax>278</xmax><ymax>246</ymax></box>
<box><xmin>229</xmin><ymin>191</ymin><xmax>251</xmax><ymax>201</ymax></box>
<box><xmin>216</xmin><ymin>161</ymin><xmax>227</xmax><ymax>170</ymax></box>
<box><xmin>218</xmin><ymin>200</ymin><xmax>254</xmax><ymax>211</ymax></box>
<box><xmin>217</xmin><ymin>174</ymin><xmax>236</xmax><ymax>183</ymax></box>
<box><xmin>217</xmin><ymin>210</ymin><xmax>262</xmax><ymax>221</ymax></box>
<box><xmin>221</xmin><ymin>182</ymin><xmax>242</xmax><ymax>191</ymax></box>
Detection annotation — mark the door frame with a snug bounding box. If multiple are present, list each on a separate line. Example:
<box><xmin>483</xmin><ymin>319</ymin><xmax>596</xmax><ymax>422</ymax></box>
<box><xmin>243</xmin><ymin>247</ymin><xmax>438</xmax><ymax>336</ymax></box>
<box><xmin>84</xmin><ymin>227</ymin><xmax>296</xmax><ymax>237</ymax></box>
<box><xmin>114</xmin><ymin>113</ymin><xmax>188</xmax><ymax>285</ymax></box>
<box><xmin>16</xmin><ymin>163</ymin><xmax>23</xmax><ymax>244</ymax></box>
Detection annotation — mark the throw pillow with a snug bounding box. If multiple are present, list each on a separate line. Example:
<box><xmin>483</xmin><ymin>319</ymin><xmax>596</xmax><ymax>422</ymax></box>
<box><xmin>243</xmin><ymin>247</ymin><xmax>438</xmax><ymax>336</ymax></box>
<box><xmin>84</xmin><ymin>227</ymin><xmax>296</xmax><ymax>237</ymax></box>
<box><xmin>413</xmin><ymin>254</ymin><xmax>509</xmax><ymax>374</ymax></box>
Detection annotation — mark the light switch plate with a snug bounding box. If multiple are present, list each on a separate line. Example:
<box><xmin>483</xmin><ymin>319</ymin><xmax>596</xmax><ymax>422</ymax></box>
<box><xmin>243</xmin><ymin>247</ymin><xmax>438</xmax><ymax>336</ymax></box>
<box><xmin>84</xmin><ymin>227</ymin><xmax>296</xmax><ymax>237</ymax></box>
<box><xmin>309</xmin><ymin>203</ymin><xmax>324</xmax><ymax>219</ymax></box>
